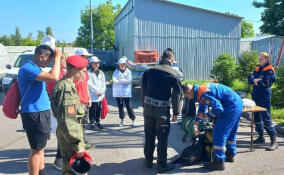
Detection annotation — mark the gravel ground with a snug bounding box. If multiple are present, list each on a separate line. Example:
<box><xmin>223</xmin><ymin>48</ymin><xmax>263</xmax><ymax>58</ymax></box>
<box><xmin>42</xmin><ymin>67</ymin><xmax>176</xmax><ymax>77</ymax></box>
<box><xmin>0</xmin><ymin>87</ymin><xmax>283</xmax><ymax>175</ymax></box>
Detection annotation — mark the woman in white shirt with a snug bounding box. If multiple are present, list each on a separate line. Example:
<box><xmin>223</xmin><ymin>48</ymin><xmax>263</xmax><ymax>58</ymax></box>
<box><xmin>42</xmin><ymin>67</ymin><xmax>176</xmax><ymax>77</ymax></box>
<box><xmin>88</xmin><ymin>56</ymin><xmax>106</xmax><ymax>131</ymax></box>
<box><xmin>113</xmin><ymin>57</ymin><xmax>137</xmax><ymax>127</ymax></box>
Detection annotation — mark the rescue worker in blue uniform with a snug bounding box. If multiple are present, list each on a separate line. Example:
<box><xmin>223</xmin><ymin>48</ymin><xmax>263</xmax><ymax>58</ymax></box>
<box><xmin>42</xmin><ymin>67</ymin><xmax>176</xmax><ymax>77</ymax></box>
<box><xmin>248</xmin><ymin>52</ymin><xmax>278</xmax><ymax>151</ymax></box>
<box><xmin>183</xmin><ymin>83</ymin><xmax>243</xmax><ymax>171</ymax></box>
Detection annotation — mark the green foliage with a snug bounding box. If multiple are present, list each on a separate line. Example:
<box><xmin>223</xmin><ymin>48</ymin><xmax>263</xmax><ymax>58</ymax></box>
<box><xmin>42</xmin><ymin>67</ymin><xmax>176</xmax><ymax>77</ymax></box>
<box><xmin>46</xmin><ymin>26</ymin><xmax>53</xmax><ymax>36</ymax></box>
<box><xmin>241</xmin><ymin>20</ymin><xmax>255</xmax><ymax>38</ymax></box>
<box><xmin>272</xmin><ymin>62</ymin><xmax>284</xmax><ymax>107</ymax></box>
<box><xmin>36</xmin><ymin>30</ymin><xmax>45</xmax><ymax>44</ymax></box>
<box><xmin>237</xmin><ymin>50</ymin><xmax>259</xmax><ymax>92</ymax></box>
<box><xmin>271</xmin><ymin>107</ymin><xmax>284</xmax><ymax>126</ymax></box>
<box><xmin>182</xmin><ymin>80</ymin><xmax>211</xmax><ymax>85</ymax></box>
<box><xmin>75</xmin><ymin>0</ymin><xmax>121</xmax><ymax>49</ymax></box>
<box><xmin>210</xmin><ymin>53</ymin><xmax>237</xmax><ymax>86</ymax></box>
<box><xmin>253</xmin><ymin>0</ymin><xmax>284</xmax><ymax>36</ymax></box>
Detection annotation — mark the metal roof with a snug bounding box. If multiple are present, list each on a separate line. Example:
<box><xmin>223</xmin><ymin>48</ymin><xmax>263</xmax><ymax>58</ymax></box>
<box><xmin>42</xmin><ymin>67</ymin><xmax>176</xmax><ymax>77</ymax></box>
<box><xmin>241</xmin><ymin>35</ymin><xmax>276</xmax><ymax>42</ymax></box>
<box><xmin>115</xmin><ymin>0</ymin><xmax>243</xmax><ymax>20</ymax></box>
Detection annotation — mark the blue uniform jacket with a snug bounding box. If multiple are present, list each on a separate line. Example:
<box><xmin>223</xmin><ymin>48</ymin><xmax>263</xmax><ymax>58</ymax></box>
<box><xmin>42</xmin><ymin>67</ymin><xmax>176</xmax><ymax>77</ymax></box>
<box><xmin>248</xmin><ymin>63</ymin><xmax>275</xmax><ymax>95</ymax></box>
<box><xmin>194</xmin><ymin>83</ymin><xmax>238</xmax><ymax>122</ymax></box>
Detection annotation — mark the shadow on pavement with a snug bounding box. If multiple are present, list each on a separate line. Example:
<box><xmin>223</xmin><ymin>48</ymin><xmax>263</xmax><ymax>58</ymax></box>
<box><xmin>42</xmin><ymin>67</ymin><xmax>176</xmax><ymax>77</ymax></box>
<box><xmin>91</xmin><ymin>158</ymin><xmax>157</xmax><ymax>175</ymax></box>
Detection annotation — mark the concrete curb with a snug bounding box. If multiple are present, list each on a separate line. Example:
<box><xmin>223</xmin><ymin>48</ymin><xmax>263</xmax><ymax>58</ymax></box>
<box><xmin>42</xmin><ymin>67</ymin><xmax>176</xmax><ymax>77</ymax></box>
<box><xmin>275</xmin><ymin>124</ymin><xmax>284</xmax><ymax>136</ymax></box>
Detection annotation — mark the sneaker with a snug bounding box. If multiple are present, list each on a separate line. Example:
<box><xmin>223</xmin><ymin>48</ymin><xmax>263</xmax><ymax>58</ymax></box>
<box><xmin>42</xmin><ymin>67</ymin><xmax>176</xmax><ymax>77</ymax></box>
<box><xmin>92</xmin><ymin>124</ymin><xmax>101</xmax><ymax>131</ymax></box>
<box><xmin>96</xmin><ymin>123</ymin><xmax>104</xmax><ymax>129</ymax></box>
<box><xmin>132</xmin><ymin>120</ymin><xmax>138</xmax><ymax>127</ymax></box>
<box><xmin>85</xmin><ymin>143</ymin><xmax>96</xmax><ymax>150</ymax></box>
<box><xmin>119</xmin><ymin>120</ymin><xmax>125</xmax><ymax>127</ymax></box>
<box><xmin>53</xmin><ymin>158</ymin><xmax>63</xmax><ymax>170</ymax></box>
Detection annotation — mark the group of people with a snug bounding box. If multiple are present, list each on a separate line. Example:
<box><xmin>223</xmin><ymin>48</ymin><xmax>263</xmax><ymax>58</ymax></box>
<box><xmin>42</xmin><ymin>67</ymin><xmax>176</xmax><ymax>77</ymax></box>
<box><xmin>142</xmin><ymin>50</ymin><xmax>278</xmax><ymax>173</ymax></box>
<box><xmin>17</xmin><ymin>34</ymin><xmax>278</xmax><ymax>175</ymax></box>
<box><xmin>17</xmin><ymin>35</ymin><xmax>138</xmax><ymax>175</ymax></box>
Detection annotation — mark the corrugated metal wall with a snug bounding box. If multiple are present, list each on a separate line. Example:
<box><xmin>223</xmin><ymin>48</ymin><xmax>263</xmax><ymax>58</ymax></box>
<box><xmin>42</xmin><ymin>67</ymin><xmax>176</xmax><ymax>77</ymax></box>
<box><xmin>114</xmin><ymin>0</ymin><xmax>134</xmax><ymax>61</ymax></box>
<box><xmin>134</xmin><ymin>0</ymin><xmax>241</xmax><ymax>80</ymax></box>
<box><xmin>115</xmin><ymin>0</ymin><xmax>241</xmax><ymax>80</ymax></box>
<box><xmin>252</xmin><ymin>36</ymin><xmax>284</xmax><ymax>66</ymax></box>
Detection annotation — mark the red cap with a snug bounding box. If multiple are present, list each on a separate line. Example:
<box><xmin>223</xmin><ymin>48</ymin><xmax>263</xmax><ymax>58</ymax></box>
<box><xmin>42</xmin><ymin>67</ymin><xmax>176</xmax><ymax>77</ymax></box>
<box><xmin>66</xmin><ymin>55</ymin><xmax>88</xmax><ymax>68</ymax></box>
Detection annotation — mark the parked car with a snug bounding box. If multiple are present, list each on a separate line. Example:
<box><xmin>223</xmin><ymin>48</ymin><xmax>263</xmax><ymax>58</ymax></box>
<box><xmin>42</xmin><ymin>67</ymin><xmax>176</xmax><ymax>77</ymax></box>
<box><xmin>130</xmin><ymin>61</ymin><xmax>184</xmax><ymax>87</ymax></box>
<box><xmin>2</xmin><ymin>50</ymin><xmax>51</xmax><ymax>94</ymax></box>
<box><xmin>0</xmin><ymin>43</ymin><xmax>10</xmax><ymax>91</ymax></box>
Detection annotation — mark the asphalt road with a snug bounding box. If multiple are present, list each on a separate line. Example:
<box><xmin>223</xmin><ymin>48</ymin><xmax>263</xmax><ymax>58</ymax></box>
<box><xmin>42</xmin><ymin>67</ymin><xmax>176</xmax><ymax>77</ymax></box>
<box><xmin>0</xmin><ymin>87</ymin><xmax>284</xmax><ymax>175</ymax></box>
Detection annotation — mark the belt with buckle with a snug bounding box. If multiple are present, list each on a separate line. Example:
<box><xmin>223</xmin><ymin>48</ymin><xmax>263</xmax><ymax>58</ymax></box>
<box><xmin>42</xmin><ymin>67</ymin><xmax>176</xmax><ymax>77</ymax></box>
<box><xmin>144</xmin><ymin>96</ymin><xmax>170</xmax><ymax>107</ymax></box>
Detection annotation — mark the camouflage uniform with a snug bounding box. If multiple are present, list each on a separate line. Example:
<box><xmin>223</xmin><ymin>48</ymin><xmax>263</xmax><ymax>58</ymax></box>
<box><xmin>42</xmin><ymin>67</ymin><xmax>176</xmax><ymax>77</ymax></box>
<box><xmin>51</xmin><ymin>77</ymin><xmax>86</xmax><ymax>175</ymax></box>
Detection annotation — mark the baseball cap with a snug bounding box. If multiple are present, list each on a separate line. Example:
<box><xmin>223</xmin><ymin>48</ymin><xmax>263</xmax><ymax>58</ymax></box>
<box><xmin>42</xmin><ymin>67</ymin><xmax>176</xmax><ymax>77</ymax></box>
<box><xmin>90</xmin><ymin>56</ymin><xmax>101</xmax><ymax>63</ymax></box>
<box><xmin>36</xmin><ymin>35</ymin><xmax>56</xmax><ymax>56</ymax></box>
<box><xmin>66</xmin><ymin>55</ymin><xmax>88</xmax><ymax>68</ymax></box>
<box><xmin>76</xmin><ymin>48</ymin><xmax>93</xmax><ymax>56</ymax></box>
<box><xmin>118</xmin><ymin>56</ymin><xmax>128</xmax><ymax>64</ymax></box>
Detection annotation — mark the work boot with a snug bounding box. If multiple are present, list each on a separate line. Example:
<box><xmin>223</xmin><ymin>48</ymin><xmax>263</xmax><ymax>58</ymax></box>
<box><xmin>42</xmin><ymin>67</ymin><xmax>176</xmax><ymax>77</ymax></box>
<box><xmin>225</xmin><ymin>152</ymin><xmax>234</xmax><ymax>163</ymax></box>
<box><xmin>253</xmin><ymin>134</ymin><xmax>265</xmax><ymax>144</ymax></box>
<box><xmin>157</xmin><ymin>163</ymin><xmax>175</xmax><ymax>173</ymax></box>
<box><xmin>266</xmin><ymin>136</ymin><xmax>278</xmax><ymax>151</ymax></box>
<box><xmin>204</xmin><ymin>159</ymin><xmax>225</xmax><ymax>171</ymax></box>
<box><xmin>144</xmin><ymin>159</ymin><xmax>153</xmax><ymax>169</ymax></box>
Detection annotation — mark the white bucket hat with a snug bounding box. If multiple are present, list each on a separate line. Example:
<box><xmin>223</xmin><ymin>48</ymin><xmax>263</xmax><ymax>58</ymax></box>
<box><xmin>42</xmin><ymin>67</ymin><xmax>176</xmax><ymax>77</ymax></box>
<box><xmin>41</xmin><ymin>35</ymin><xmax>56</xmax><ymax>51</ymax></box>
<box><xmin>76</xmin><ymin>48</ymin><xmax>93</xmax><ymax>56</ymax></box>
<box><xmin>118</xmin><ymin>56</ymin><xmax>128</xmax><ymax>64</ymax></box>
<box><xmin>90</xmin><ymin>56</ymin><xmax>101</xmax><ymax>63</ymax></box>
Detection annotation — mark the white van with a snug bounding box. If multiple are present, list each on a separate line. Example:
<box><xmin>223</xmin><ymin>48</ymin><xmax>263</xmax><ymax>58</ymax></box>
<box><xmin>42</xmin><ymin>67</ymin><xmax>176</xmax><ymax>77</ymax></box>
<box><xmin>2</xmin><ymin>50</ymin><xmax>51</xmax><ymax>94</ymax></box>
<box><xmin>0</xmin><ymin>43</ymin><xmax>10</xmax><ymax>91</ymax></box>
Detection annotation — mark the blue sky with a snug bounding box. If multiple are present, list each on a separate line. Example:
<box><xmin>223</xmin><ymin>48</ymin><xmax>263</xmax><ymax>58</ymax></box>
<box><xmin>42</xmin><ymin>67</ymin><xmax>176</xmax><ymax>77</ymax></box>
<box><xmin>0</xmin><ymin>0</ymin><xmax>263</xmax><ymax>43</ymax></box>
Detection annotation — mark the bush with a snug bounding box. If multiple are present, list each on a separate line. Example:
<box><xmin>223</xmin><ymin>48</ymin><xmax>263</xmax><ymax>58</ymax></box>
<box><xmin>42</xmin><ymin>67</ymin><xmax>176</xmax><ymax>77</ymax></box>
<box><xmin>210</xmin><ymin>53</ymin><xmax>237</xmax><ymax>86</ymax></box>
<box><xmin>237</xmin><ymin>50</ymin><xmax>259</xmax><ymax>93</ymax></box>
<box><xmin>272</xmin><ymin>62</ymin><xmax>284</xmax><ymax>107</ymax></box>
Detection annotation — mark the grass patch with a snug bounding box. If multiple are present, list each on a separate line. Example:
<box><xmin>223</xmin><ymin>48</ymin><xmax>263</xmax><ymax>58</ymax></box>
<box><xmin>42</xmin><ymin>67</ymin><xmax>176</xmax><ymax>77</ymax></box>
<box><xmin>182</xmin><ymin>80</ymin><xmax>211</xmax><ymax>85</ymax></box>
<box><xmin>231</xmin><ymin>79</ymin><xmax>248</xmax><ymax>92</ymax></box>
<box><xmin>271</xmin><ymin>107</ymin><xmax>284</xmax><ymax>126</ymax></box>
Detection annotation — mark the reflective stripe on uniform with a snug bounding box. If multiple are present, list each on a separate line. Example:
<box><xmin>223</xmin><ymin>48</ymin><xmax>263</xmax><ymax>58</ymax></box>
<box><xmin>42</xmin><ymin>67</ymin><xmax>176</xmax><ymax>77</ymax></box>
<box><xmin>264</xmin><ymin>124</ymin><xmax>275</xmax><ymax>129</ymax></box>
<box><xmin>227</xmin><ymin>140</ymin><xmax>236</xmax><ymax>145</ymax></box>
<box><xmin>255</xmin><ymin>122</ymin><xmax>263</xmax><ymax>125</ymax></box>
<box><xmin>209</xmin><ymin>111</ymin><xmax>216</xmax><ymax>117</ymax></box>
<box><xmin>214</xmin><ymin>145</ymin><xmax>226</xmax><ymax>151</ymax></box>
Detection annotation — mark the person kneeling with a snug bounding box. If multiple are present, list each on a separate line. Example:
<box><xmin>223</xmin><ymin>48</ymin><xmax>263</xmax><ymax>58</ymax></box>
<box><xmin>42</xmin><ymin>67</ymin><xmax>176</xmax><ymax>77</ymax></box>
<box><xmin>183</xmin><ymin>83</ymin><xmax>243</xmax><ymax>171</ymax></box>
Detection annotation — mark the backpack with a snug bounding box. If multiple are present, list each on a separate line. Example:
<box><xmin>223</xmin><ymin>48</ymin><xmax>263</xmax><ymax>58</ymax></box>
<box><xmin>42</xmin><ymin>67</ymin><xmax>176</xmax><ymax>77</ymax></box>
<box><xmin>2</xmin><ymin>80</ymin><xmax>32</xmax><ymax>119</ymax></box>
<box><xmin>174</xmin><ymin>122</ymin><xmax>215</xmax><ymax>166</ymax></box>
<box><xmin>2</xmin><ymin>81</ymin><xmax>21</xmax><ymax>119</ymax></box>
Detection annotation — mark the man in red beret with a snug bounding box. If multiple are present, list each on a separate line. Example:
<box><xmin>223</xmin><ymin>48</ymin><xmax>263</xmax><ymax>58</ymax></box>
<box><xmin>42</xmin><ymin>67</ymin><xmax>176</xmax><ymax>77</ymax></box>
<box><xmin>51</xmin><ymin>55</ymin><xmax>90</xmax><ymax>175</ymax></box>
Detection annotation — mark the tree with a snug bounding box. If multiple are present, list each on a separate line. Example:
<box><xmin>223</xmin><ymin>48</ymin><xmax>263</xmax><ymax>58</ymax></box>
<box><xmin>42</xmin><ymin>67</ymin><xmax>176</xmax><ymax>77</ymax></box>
<box><xmin>10</xmin><ymin>27</ymin><xmax>22</xmax><ymax>45</ymax></box>
<box><xmin>241</xmin><ymin>20</ymin><xmax>255</xmax><ymax>38</ymax></box>
<box><xmin>36</xmin><ymin>30</ymin><xmax>45</xmax><ymax>45</ymax></box>
<box><xmin>46</xmin><ymin>26</ymin><xmax>53</xmax><ymax>36</ymax></box>
<box><xmin>211</xmin><ymin>53</ymin><xmax>237</xmax><ymax>86</ymax></box>
<box><xmin>22</xmin><ymin>33</ymin><xmax>37</xmax><ymax>46</ymax></box>
<box><xmin>272</xmin><ymin>61</ymin><xmax>284</xmax><ymax>107</ymax></box>
<box><xmin>253</xmin><ymin>0</ymin><xmax>284</xmax><ymax>36</ymax></box>
<box><xmin>237</xmin><ymin>50</ymin><xmax>259</xmax><ymax>92</ymax></box>
<box><xmin>75</xmin><ymin>0</ymin><xmax>121</xmax><ymax>50</ymax></box>
<box><xmin>0</xmin><ymin>35</ymin><xmax>14</xmax><ymax>46</ymax></box>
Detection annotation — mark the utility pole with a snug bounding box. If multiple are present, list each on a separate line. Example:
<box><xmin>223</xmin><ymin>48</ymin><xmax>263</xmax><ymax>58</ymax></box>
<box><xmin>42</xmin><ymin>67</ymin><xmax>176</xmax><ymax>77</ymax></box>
<box><xmin>90</xmin><ymin>0</ymin><xmax>94</xmax><ymax>53</ymax></box>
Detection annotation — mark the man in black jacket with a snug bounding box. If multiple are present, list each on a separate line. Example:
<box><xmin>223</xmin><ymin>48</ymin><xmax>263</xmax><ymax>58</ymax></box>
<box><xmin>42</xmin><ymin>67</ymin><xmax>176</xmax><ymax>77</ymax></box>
<box><xmin>141</xmin><ymin>48</ymin><xmax>183</xmax><ymax>173</ymax></box>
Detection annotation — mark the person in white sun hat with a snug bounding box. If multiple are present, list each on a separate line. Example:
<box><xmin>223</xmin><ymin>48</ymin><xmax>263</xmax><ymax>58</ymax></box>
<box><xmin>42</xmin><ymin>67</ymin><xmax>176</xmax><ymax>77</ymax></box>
<box><xmin>112</xmin><ymin>56</ymin><xmax>137</xmax><ymax>127</ymax></box>
<box><xmin>87</xmin><ymin>56</ymin><xmax>106</xmax><ymax>131</ymax></box>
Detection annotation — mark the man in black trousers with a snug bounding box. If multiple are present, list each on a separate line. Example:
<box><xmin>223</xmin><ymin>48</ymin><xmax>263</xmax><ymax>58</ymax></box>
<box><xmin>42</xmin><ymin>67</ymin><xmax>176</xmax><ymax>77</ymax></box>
<box><xmin>141</xmin><ymin>48</ymin><xmax>183</xmax><ymax>173</ymax></box>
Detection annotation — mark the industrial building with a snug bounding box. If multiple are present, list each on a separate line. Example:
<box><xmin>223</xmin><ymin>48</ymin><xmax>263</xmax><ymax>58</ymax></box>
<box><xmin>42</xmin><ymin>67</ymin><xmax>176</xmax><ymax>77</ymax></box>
<box><xmin>241</xmin><ymin>35</ymin><xmax>284</xmax><ymax>66</ymax></box>
<box><xmin>115</xmin><ymin>0</ymin><xmax>242</xmax><ymax>80</ymax></box>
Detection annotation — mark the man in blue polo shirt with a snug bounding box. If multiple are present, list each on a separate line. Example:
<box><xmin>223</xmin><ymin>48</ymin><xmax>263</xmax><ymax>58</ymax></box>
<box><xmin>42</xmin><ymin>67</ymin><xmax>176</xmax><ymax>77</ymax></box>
<box><xmin>18</xmin><ymin>36</ymin><xmax>61</xmax><ymax>175</ymax></box>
